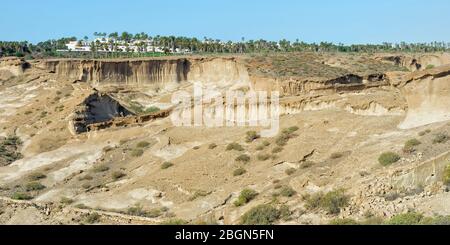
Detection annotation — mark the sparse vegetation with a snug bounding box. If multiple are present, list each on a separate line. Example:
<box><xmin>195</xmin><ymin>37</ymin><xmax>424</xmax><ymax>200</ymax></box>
<box><xmin>257</xmin><ymin>153</ymin><xmax>271</xmax><ymax>161</ymax></box>
<box><xmin>330</xmin><ymin>152</ymin><xmax>344</xmax><ymax>159</ymax></box>
<box><xmin>60</xmin><ymin>197</ymin><xmax>74</xmax><ymax>205</ymax></box>
<box><xmin>188</xmin><ymin>190</ymin><xmax>210</xmax><ymax>201</ymax></box>
<box><xmin>304</xmin><ymin>189</ymin><xmax>349</xmax><ymax>215</ymax></box>
<box><xmin>275</xmin><ymin>126</ymin><xmax>298</xmax><ymax>146</ymax></box>
<box><xmin>233</xmin><ymin>167</ymin><xmax>246</xmax><ymax>176</ymax></box>
<box><xmin>127</xmin><ymin>205</ymin><xmax>162</xmax><ymax>218</ymax></box>
<box><xmin>240</xmin><ymin>204</ymin><xmax>280</xmax><ymax>225</ymax></box>
<box><xmin>403</xmin><ymin>138</ymin><xmax>421</xmax><ymax>153</ymax></box>
<box><xmin>208</xmin><ymin>143</ymin><xmax>217</xmax><ymax>149</ymax></box>
<box><xmin>0</xmin><ymin>135</ymin><xmax>23</xmax><ymax>166</ymax></box>
<box><xmin>378</xmin><ymin>152</ymin><xmax>401</xmax><ymax>166</ymax></box>
<box><xmin>25</xmin><ymin>181</ymin><xmax>46</xmax><ymax>191</ymax></box>
<box><xmin>279</xmin><ymin>186</ymin><xmax>296</xmax><ymax>197</ymax></box>
<box><xmin>285</xmin><ymin>168</ymin><xmax>296</xmax><ymax>175</ymax></box>
<box><xmin>272</xmin><ymin>146</ymin><xmax>283</xmax><ymax>153</ymax></box>
<box><xmin>245</xmin><ymin>131</ymin><xmax>260</xmax><ymax>142</ymax></box>
<box><xmin>226</xmin><ymin>143</ymin><xmax>244</xmax><ymax>151</ymax></box>
<box><xmin>144</xmin><ymin>106</ymin><xmax>160</xmax><ymax>114</ymax></box>
<box><xmin>236</xmin><ymin>154</ymin><xmax>250</xmax><ymax>163</ymax></box>
<box><xmin>278</xmin><ymin>205</ymin><xmax>292</xmax><ymax>221</ymax></box>
<box><xmin>161</xmin><ymin>218</ymin><xmax>188</xmax><ymax>225</ymax></box>
<box><xmin>418</xmin><ymin>129</ymin><xmax>431</xmax><ymax>136</ymax></box>
<box><xmin>300</xmin><ymin>161</ymin><xmax>315</xmax><ymax>169</ymax></box>
<box><xmin>234</xmin><ymin>188</ymin><xmax>258</xmax><ymax>207</ymax></box>
<box><xmin>161</xmin><ymin>162</ymin><xmax>174</xmax><ymax>169</ymax></box>
<box><xmin>385</xmin><ymin>212</ymin><xmax>424</xmax><ymax>225</ymax></box>
<box><xmin>329</xmin><ymin>218</ymin><xmax>359</xmax><ymax>225</ymax></box>
<box><xmin>432</xmin><ymin>133</ymin><xmax>449</xmax><ymax>144</ymax></box>
<box><xmin>78</xmin><ymin>174</ymin><xmax>93</xmax><ymax>181</ymax></box>
<box><xmin>81</xmin><ymin>183</ymin><xmax>91</xmax><ymax>189</ymax></box>
<box><xmin>426</xmin><ymin>64</ymin><xmax>435</xmax><ymax>69</ymax></box>
<box><xmin>112</xmin><ymin>171</ymin><xmax>126</xmax><ymax>180</ymax></box>
<box><xmin>83</xmin><ymin>212</ymin><xmax>101</xmax><ymax>224</ymax></box>
<box><xmin>93</xmin><ymin>165</ymin><xmax>110</xmax><ymax>172</ymax></box>
<box><xmin>28</xmin><ymin>172</ymin><xmax>46</xmax><ymax>181</ymax></box>
<box><xmin>136</xmin><ymin>141</ymin><xmax>150</xmax><ymax>148</ymax></box>
<box><xmin>11</xmin><ymin>192</ymin><xmax>32</xmax><ymax>200</ymax></box>
<box><xmin>130</xmin><ymin>148</ymin><xmax>144</xmax><ymax>157</ymax></box>
<box><xmin>444</xmin><ymin>164</ymin><xmax>450</xmax><ymax>185</ymax></box>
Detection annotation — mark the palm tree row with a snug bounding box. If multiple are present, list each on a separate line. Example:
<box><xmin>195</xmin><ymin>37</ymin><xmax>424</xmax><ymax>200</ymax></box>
<box><xmin>2</xmin><ymin>32</ymin><xmax>450</xmax><ymax>58</ymax></box>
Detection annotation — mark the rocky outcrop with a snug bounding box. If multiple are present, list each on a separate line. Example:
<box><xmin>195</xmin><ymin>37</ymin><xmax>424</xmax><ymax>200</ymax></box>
<box><xmin>396</xmin><ymin>64</ymin><xmax>450</xmax><ymax>128</ymax></box>
<box><xmin>375</xmin><ymin>53</ymin><xmax>450</xmax><ymax>71</ymax></box>
<box><xmin>0</xmin><ymin>57</ymin><xmax>28</xmax><ymax>81</ymax></box>
<box><xmin>72</xmin><ymin>92</ymin><xmax>133</xmax><ymax>133</ymax></box>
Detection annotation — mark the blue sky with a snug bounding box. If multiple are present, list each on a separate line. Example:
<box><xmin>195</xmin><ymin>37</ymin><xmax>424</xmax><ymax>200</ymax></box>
<box><xmin>1</xmin><ymin>0</ymin><xmax>450</xmax><ymax>44</ymax></box>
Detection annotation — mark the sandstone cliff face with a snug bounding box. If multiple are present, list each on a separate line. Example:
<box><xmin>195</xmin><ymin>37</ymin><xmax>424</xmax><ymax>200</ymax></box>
<box><xmin>0</xmin><ymin>57</ymin><xmax>27</xmax><ymax>81</ymax></box>
<box><xmin>38</xmin><ymin>57</ymin><xmax>251</xmax><ymax>89</ymax></box>
<box><xmin>39</xmin><ymin>59</ymin><xmax>189</xmax><ymax>86</ymax></box>
<box><xmin>397</xmin><ymin>64</ymin><xmax>450</xmax><ymax>128</ymax></box>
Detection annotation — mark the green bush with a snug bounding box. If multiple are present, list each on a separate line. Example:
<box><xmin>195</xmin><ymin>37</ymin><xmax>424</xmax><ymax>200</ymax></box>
<box><xmin>421</xmin><ymin>215</ymin><xmax>450</xmax><ymax>225</ymax></box>
<box><xmin>330</xmin><ymin>152</ymin><xmax>344</xmax><ymax>159</ymax></box>
<box><xmin>262</xmin><ymin>141</ymin><xmax>271</xmax><ymax>146</ymax></box>
<box><xmin>279</xmin><ymin>186</ymin><xmax>296</xmax><ymax>197</ymax></box>
<box><xmin>136</xmin><ymin>141</ymin><xmax>150</xmax><ymax>148</ymax></box>
<box><xmin>300</xmin><ymin>161</ymin><xmax>315</xmax><ymax>169</ymax></box>
<box><xmin>403</xmin><ymin>138</ymin><xmax>421</xmax><ymax>153</ymax></box>
<box><xmin>60</xmin><ymin>197</ymin><xmax>74</xmax><ymax>205</ymax></box>
<box><xmin>93</xmin><ymin>165</ymin><xmax>110</xmax><ymax>172</ymax></box>
<box><xmin>285</xmin><ymin>168</ymin><xmax>296</xmax><ymax>175</ymax></box>
<box><xmin>275</xmin><ymin>134</ymin><xmax>290</xmax><ymax>146</ymax></box>
<box><xmin>188</xmin><ymin>190</ymin><xmax>210</xmax><ymax>201</ymax></box>
<box><xmin>257</xmin><ymin>153</ymin><xmax>271</xmax><ymax>161</ymax></box>
<box><xmin>279</xmin><ymin>205</ymin><xmax>292</xmax><ymax>221</ymax></box>
<box><xmin>226</xmin><ymin>143</ymin><xmax>244</xmax><ymax>151</ymax></box>
<box><xmin>83</xmin><ymin>212</ymin><xmax>101</xmax><ymax>224</ymax></box>
<box><xmin>78</xmin><ymin>174</ymin><xmax>93</xmax><ymax>181</ymax></box>
<box><xmin>418</xmin><ymin>129</ymin><xmax>431</xmax><ymax>136</ymax></box>
<box><xmin>444</xmin><ymin>165</ymin><xmax>450</xmax><ymax>185</ymax></box>
<box><xmin>145</xmin><ymin>106</ymin><xmax>160</xmax><ymax>114</ymax></box>
<box><xmin>25</xmin><ymin>181</ymin><xmax>46</xmax><ymax>191</ymax></box>
<box><xmin>241</xmin><ymin>204</ymin><xmax>280</xmax><ymax>225</ymax></box>
<box><xmin>304</xmin><ymin>189</ymin><xmax>349</xmax><ymax>215</ymax></box>
<box><xmin>131</xmin><ymin>148</ymin><xmax>144</xmax><ymax>157</ymax></box>
<box><xmin>385</xmin><ymin>212</ymin><xmax>424</xmax><ymax>225</ymax></box>
<box><xmin>233</xmin><ymin>168</ymin><xmax>246</xmax><ymax>176</ymax></box>
<box><xmin>161</xmin><ymin>218</ymin><xmax>188</xmax><ymax>225</ymax></box>
<box><xmin>426</xmin><ymin>64</ymin><xmax>435</xmax><ymax>70</ymax></box>
<box><xmin>329</xmin><ymin>218</ymin><xmax>359</xmax><ymax>225</ymax></box>
<box><xmin>432</xmin><ymin>133</ymin><xmax>449</xmax><ymax>144</ymax></box>
<box><xmin>112</xmin><ymin>171</ymin><xmax>126</xmax><ymax>180</ymax></box>
<box><xmin>378</xmin><ymin>152</ymin><xmax>401</xmax><ymax>166</ymax></box>
<box><xmin>81</xmin><ymin>183</ymin><xmax>91</xmax><ymax>189</ymax></box>
<box><xmin>161</xmin><ymin>162</ymin><xmax>174</xmax><ymax>169</ymax></box>
<box><xmin>272</xmin><ymin>146</ymin><xmax>283</xmax><ymax>153</ymax></box>
<box><xmin>236</xmin><ymin>154</ymin><xmax>250</xmax><ymax>163</ymax></box>
<box><xmin>11</xmin><ymin>192</ymin><xmax>32</xmax><ymax>200</ymax></box>
<box><xmin>126</xmin><ymin>205</ymin><xmax>162</xmax><ymax>218</ymax></box>
<box><xmin>245</xmin><ymin>131</ymin><xmax>260</xmax><ymax>142</ymax></box>
<box><xmin>234</xmin><ymin>188</ymin><xmax>258</xmax><ymax>206</ymax></box>
<box><xmin>28</xmin><ymin>172</ymin><xmax>46</xmax><ymax>181</ymax></box>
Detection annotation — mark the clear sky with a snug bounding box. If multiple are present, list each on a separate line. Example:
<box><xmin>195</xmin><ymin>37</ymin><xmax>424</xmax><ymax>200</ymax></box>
<box><xmin>1</xmin><ymin>0</ymin><xmax>450</xmax><ymax>44</ymax></box>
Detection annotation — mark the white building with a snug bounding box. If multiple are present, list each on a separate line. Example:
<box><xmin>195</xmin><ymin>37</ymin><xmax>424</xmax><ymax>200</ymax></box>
<box><xmin>65</xmin><ymin>41</ymin><xmax>91</xmax><ymax>52</ymax></box>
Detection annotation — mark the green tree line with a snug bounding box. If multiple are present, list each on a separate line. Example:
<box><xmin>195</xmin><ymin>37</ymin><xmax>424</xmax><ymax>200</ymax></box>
<box><xmin>1</xmin><ymin>32</ymin><xmax>450</xmax><ymax>59</ymax></box>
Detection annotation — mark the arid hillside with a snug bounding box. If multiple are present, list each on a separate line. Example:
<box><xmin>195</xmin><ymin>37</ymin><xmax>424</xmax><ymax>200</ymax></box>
<box><xmin>0</xmin><ymin>53</ymin><xmax>450</xmax><ymax>225</ymax></box>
